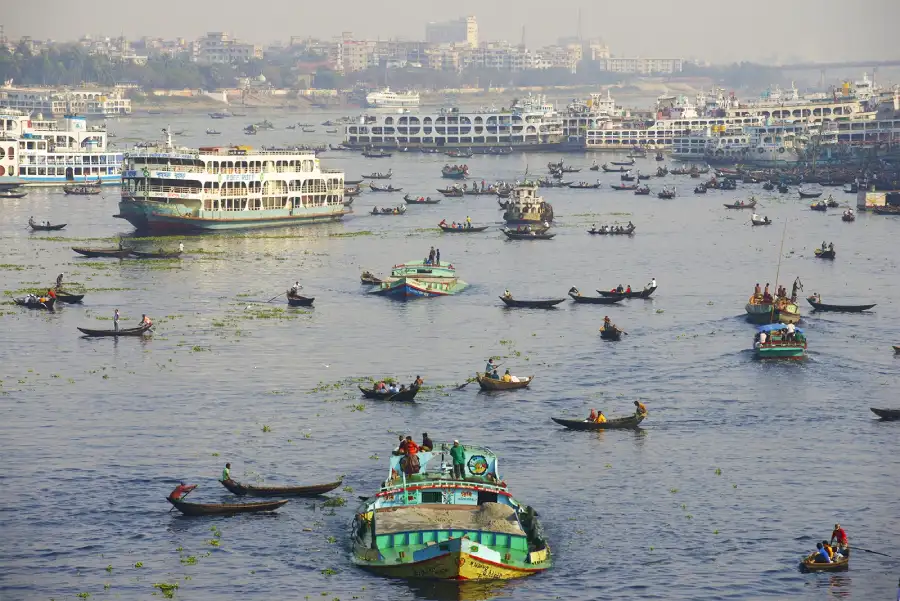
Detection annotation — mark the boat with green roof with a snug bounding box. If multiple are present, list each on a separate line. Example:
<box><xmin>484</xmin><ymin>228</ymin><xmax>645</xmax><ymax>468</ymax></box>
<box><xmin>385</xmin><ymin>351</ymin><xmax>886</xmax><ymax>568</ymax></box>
<box><xmin>350</xmin><ymin>441</ymin><xmax>551</xmax><ymax>581</ymax></box>
<box><xmin>368</xmin><ymin>260</ymin><xmax>468</xmax><ymax>299</ymax></box>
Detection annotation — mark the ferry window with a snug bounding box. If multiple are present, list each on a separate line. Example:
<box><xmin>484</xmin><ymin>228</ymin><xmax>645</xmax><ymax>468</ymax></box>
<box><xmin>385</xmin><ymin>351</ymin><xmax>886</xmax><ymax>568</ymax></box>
<box><xmin>74</xmin><ymin>168</ymin><xmax>82</xmax><ymax>175</ymax></box>
<box><xmin>7</xmin><ymin>146</ymin><xmax>13</xmax><ymax>159</ymax></box>
<box><xmin>38</xmin><ymin>167</ymin><xmax>46</xmax><ymax>175</ymax></box>
<box><xmin>27</xmin><ymin>141</ymin><xmax>35</xmax><ymax>150</ymax></box>
<box><xmin>28</xmin><ymin>167</ymin><xmax>36</xmax><ymax>175</ymax></box>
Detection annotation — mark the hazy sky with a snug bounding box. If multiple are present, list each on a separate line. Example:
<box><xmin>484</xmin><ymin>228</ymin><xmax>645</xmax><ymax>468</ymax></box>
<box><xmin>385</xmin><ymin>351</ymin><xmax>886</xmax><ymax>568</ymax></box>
<box><xmin>3</xmin><ymin>0</ymin><xmax>898</xmax><ymax>64</ymax></box>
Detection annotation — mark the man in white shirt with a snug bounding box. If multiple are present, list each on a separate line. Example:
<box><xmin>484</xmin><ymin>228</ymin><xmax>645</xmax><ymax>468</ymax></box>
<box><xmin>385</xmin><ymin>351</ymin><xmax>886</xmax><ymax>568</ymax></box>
<box><xmin>759</xmin><ymin>331</ymin><xmax>767</xmax><ymax>346</ymax></box>
<box><xmin>786</xmin><ymin>322</ymin><xmax>795</xmax><ymax>341</ymax></box>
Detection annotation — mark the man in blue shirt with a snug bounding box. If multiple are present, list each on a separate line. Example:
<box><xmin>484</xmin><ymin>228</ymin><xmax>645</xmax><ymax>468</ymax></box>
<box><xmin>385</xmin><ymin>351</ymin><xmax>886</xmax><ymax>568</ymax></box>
<box><xmin>484</xmin><ymin>358</ymin><xmax>496</xmax><ymax>375</ymax></box>
<box><xmin>814</xmin><ymin>542</ymin><xmax>832</xmax><ymax>563</ymax></box>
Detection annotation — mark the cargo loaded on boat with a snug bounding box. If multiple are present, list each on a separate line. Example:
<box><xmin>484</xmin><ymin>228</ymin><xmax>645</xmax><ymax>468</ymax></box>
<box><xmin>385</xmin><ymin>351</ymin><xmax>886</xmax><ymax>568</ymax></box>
<box><xmin>351</xmin><ymin>440</ymin><xmax>551</xmax><ymax>580</ymax></box>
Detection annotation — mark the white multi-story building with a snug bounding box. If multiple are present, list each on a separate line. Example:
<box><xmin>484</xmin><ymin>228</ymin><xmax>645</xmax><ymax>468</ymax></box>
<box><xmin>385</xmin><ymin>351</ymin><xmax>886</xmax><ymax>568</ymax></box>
<box><xmin>0</xmin><ymin>85</ymin><xmax>132</xmax><ymax>116</ymax></box>
<box><xmin>195</xmin><ymin>32</ymin><xmax>262</xmax><ymax>64</ymax></box>
<box><xmin>425</xmin><ymin>16</ymin><xmax>478</xmax><ymax>48</ymax></box>
<box><xmin>600</xmin><ymin>57</ymin><xmax>684</xmax><ymax>74</ymax></box>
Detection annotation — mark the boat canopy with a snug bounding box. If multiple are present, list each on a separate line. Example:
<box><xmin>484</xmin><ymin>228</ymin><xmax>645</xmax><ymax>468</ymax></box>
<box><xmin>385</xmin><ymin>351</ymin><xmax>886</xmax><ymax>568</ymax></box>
<box><xmin>757</xmin><ymin>323</ymin><xmax>804</xmax><ymax>334</ymax></box>
<box><xmin>387</xmin><ymin>441</ymin><xmax>499</xmax><ymax>480</ymax></box>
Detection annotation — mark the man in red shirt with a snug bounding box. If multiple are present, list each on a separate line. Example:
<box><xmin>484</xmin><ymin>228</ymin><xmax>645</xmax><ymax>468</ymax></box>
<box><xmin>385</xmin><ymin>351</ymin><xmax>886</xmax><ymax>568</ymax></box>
<box><xmin>831</xmin><ymin>523</ymin><xmax>848</xmax><ymax>555</ymax></box>
<box><xmin>168</xmin><ymin>482</ymin><xmax>197</xmax><ymax>502</ymax></box>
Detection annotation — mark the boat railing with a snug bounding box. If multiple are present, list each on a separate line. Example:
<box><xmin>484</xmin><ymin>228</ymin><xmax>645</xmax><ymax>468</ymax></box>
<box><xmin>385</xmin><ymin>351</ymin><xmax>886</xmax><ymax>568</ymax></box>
<box><xmin>133</xmin><ymin>184</ymin><xmax>203</xmax><ymax>196</ymax></box>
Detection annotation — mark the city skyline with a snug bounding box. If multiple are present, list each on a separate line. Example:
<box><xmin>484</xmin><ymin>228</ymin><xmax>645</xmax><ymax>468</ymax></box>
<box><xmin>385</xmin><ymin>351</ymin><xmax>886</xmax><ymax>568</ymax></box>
<box><xmin>3</xmin><ymin>0</ymin><xmax>898</xmax><ymax>64</ymax></box>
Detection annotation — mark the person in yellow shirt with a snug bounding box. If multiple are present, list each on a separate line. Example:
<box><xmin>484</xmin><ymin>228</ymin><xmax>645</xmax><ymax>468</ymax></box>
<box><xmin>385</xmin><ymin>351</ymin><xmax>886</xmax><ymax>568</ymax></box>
<box><xmin>501</xmin><ymin>369</ymin><xmax>512</xmax><ymax>383</ymax></box>
<box><xmin>596</xmin><ymin>411</ymin><xmax>607</xmax><ymax>424</ymax></box>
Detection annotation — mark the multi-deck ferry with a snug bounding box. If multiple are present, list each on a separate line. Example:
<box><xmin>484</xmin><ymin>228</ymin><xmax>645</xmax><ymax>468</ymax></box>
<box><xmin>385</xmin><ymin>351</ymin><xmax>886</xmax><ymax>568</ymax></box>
<box><xmin>0</xmin><ymin>110</ymin><xmax>122</xmax><ymax>185</ymax></box>
<box><xmin>344</xmin><ymin>94</ymin><xmax>569</xmax><ymax>151</ymax></box>
<box><xmin>365</xmin><ymin>88</ymin><xmax>420</xmax><ymax>109</ymax></box>
<box><xmin>116</xmin><ymin>130</ymin><xmax>346</xmax><ymax>233</ymax></box>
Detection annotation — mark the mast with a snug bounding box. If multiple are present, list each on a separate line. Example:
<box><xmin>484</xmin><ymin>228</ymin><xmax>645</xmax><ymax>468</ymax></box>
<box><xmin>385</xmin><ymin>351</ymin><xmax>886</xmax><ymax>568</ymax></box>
<box><xmin>770</xmin><ymin>217</ymin><xmax>789</xmax><ymax>321</ymax></box>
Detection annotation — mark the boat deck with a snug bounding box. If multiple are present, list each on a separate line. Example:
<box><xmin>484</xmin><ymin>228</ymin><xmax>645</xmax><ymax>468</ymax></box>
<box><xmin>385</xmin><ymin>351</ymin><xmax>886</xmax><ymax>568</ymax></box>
<box><xmin>376</xmin><ymin>503</ymin><xmax>523</xmax><ymax>536</ymax></box>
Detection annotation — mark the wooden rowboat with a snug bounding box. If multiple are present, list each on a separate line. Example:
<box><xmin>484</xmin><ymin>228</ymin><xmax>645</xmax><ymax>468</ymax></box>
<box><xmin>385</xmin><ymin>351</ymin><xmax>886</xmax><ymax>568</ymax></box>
<box><xmin>499</xmin><ymin>296</ymin><xmax>566</xmax><ymax>308</ymax></box>
<box><xmin>77</xmin><ymin>324</ymin><xmax>152</xmax><ymax>337</ymax></box>
<box><xmin>360</xmin><ymin>271</ymin><xmax>383</xmax><ymax>285</ymax></box>
<box><xmin>167</xmin><ymin>497</ymin><xmax>288</xmax><ymax>516</ymax></box>
<box><xmin>870</xmin><ymin>407</ymin><xmax>900</xmax><ymax>420</ymax></box>
<box><xmin>806</xmin><ymin>298</ymin><xmax>875</xmax><ymax>312</ymax></box>
<box><xmin>358</xmin><ymin>384</ymin><xmax>420</xmax><ymax>402</ymax></box>
<box><xmin>55</xmin><ymin>292</ymin><xmax>85</xmax><ymax>303</ymax></box>
<box><xmin>220</xmin><ymin>478</ymin><xmax>343</xmax><ymax>497</ymax></box>
<box><xmin>502</xmin><ymin>229</ymin><xmax>555</xmax><ymax>240</ymax></box>
<box><xmin>800</xmin><ymin>555</ymin><xmax>849</xmax><ymax>572</ymax></box>
<box><xmin>14</xmin><ymin>296</ymin><xmax>56</xmax><ymax>310</ymax></box>
<box><xmin>439</xmin><ymin>224</ymin><xmax>489</xmax><ymax>232</ymax></box>
<box><xmin>72</xmin><ymin>247</ymin><xmax>133</xmax><ymax>258</ymax></box>
<box><xmin>597</xmin><ymin>286</ymin><xmax>657</xmax><ymax>299</ymax></box>
<box><xmin>723</xmin><ymin>200</ymin><xmax>757</xmax><ymax>209</ymax></box>
<box><xmin>29</xmin><ymin>222</ymin><xmax>67</xmax><ymax>231</ymax></box>
<box><xmin>287</xmin><ymin>293</ymin><xmax>315</xmax><ymax>307</ymax></box>
<box><xmin>568</xmin><ymin>290</ymin><xmax>624</xmax><ymax>304</ymax></box>
<box><xmin>814</xmin><ymin>248</ymin><xmax>836</xmax><ymax>260</ymax></box>
<box><xmin>476</xmin><ymin>373</ymin><xmax>533</xmax><ymax>391</ymax></box>
<box><xmin>551</xmin><ymin>414</ymin><xmax>645</xmax><ymax>430</ymax></box>
<box><xmin>599</xmin><ymin>327</ymin><xmax>622</xmax><ymax>341</ymax></box>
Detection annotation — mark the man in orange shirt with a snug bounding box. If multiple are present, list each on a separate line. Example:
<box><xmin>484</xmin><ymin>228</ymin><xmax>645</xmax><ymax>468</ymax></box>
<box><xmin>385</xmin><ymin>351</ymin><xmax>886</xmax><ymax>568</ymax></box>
<box><xmin>168</xmin><ymin>482</ymin><xmax>197</xmax><ymax>501</ymax></box>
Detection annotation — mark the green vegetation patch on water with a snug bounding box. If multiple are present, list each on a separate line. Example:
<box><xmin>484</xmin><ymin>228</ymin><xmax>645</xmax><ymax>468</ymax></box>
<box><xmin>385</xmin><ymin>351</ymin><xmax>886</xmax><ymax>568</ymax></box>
<box><xmin>330</xmin><ymin>230</ymin><xmax>373</xmax><ymax>238</ymax></box>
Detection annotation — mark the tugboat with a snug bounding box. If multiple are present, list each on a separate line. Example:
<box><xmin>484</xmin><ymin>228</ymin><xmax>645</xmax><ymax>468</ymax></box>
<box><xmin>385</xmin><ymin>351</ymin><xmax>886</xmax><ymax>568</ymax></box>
<box><xmin>502</xmin><ymin>185</ymin><xmax>553</xmax><ymax>226</ymax></box>
<box><xmin>351</xmin><ymin>440</ymin><xmax>551</xmax><ymax>580</ymax></box>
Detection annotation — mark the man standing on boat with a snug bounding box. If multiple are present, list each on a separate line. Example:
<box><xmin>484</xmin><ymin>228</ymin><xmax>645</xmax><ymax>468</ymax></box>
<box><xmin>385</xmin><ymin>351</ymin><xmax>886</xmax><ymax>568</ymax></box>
<box><xmin>113</xmin><ymin>308</ymin><xmax>119</xmax><ymax>333</ymax></box>
<box><xmin>56</xmin><ymin>273</ymin><xmax>64</xmax><ymax>289</ymax></box>
<box><xmin>221</xmin><ymin>463</ymin><xmax>233</xmax><ymax>484</ymax></box>
<box><xmin>450</xmin><ymin>440</ymin><xmax>466</xmax><ymax>480</ymax></box>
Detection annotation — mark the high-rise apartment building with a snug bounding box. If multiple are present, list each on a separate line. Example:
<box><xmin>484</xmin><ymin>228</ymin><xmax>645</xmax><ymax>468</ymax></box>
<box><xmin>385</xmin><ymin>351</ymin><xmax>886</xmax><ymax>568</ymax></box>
<box><xmin>425</xmin><ymin>16</ymin><xmax>478</xmax><ymax>48</ymax></box>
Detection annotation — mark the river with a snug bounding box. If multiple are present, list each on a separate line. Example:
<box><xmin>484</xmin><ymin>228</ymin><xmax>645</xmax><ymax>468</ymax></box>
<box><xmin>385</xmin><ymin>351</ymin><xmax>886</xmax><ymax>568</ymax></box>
<box><xmin>1</xmin><ymin>110</ymin><xmax>898</xmax><ymax>601</ymax></box>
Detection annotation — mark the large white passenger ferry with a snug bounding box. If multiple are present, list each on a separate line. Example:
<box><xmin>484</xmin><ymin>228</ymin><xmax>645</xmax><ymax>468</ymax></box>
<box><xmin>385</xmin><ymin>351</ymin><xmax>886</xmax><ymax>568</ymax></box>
<box><xmin>365</xmin><ymin>88</ymin><xmax>420</xmax><ymax>109</ymax></box>
<box><xmin>117</xmin><ymin>130</ymin><xmax>346</xmax><ymax>233</ymax></box>
<box><xmin>0</xmin><ymin>110</ymin><xmax>122</xmax><ymax>185</ymax></box>
<box><xmin>345</xmin><ymin>94</ymin><xmax>568</xmax><ymax>151</ymax></box>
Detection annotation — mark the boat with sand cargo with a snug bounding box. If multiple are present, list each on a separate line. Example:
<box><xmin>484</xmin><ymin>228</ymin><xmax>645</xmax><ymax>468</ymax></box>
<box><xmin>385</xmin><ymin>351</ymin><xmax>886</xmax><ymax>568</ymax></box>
<box><xmin>351</xmin><ymin>441</ymin><xmax>551</xmax><ymax>580</ymax></box>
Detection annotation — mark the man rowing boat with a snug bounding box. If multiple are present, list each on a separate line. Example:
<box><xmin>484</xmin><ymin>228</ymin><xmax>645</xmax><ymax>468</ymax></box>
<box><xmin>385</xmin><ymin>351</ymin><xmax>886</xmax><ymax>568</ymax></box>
<box><xmin>168</xmin><ymin>482</ymin><xmax>197</xmax><ymax>501</ymax></box>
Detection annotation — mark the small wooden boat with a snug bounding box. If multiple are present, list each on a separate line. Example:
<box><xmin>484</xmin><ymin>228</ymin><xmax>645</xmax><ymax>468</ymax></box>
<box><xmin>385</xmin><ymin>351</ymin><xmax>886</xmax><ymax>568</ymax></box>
<box><xmin>657</xmin><ymin>189</ymin><xmax>676</xmax><ymax>199</ymax></box>
<box><xmin>439</xmin><ymin>224</ymin><xmax>489</xmax><ymax>232</ymax></box>
<box><xmin>370</xmin><ymin>206</ymin><xmax>406</xmax><ymax>215</ymax></box>
<box><xmin>55</xmin><ymin>292</ymin><xmax>85</xmax><ymax>303</ymax></box>
<box><xmin>358</xmin><ymin>384</ymin><xmax>420</xmax><ymax>402</ymax></box>
<box><xmin>441</xmin><ymin>166</ymin><xmax>468</xmax><ymax>179</ymax></box>
<box><xmin>77</xmin><ymin>324</ymin><xmax>152</xmax><ymax>337</ymax></box>
<box><xmin>611</xmin><ymin>159</ymin><xmax>635</xmax><ymax>166</ymax></box>
<box><xmin>723</xmin><ymin>200</ymin><xmax>757</xmax><ymax>209</ymax></box>
<box><xmin>610</xmin><ymin>183</ymin><xmax>638</xmax><ymax>191</ymax></box>
<box><xmin>568</xmin><ymin>288</ymin><xmax>625</xmax><ymax>304</ymax></box>
<box><xmin>167</xmin><ymin>497</ymin><xmax>289</xmax><ymax>516</ymax></box>
<box><xmin>344</xmin><ymin>179</ymin><xmax>363</xmax><ymax>185</ymax></box>
<box><xmin>806</xmin><ymin>297</ymin><xmax>875</xmax><ymax>312</ymax></box>
<box><xmin>502</xmin><ymin>229</ymin><xmax>555</xmax><ymax>240</ymax></box>
<box><xmin>499</xmin><ymin>296</ymin><xmax>566</xmax><ymax>308</ymax></box>
<box><xmin>63</xmin><ymin>183</ymin><xmax>101</xmax><ymax>195</ymax></box>
<box><xmin>14</xmin><ymin>296</ymin><xmax>56</xmax><ymax>310</ymax></box>
<box><xmin>475</xmin><ymin>373</ymin><xmax>533</xmax><ymax>391</ymax></box>
<box><xmin>599</xmin><ymin>326</ymin><xmax>623</xmax><ymax>341</ymax></box>
<box><xmin>130</xmin><ymin>250</ymin><xmax>183</xmax><ymax>259</ymax></box>
<box><xmin>360</xmin><ymin>271</ymin><xmax>383</xmax><ymax>285</ymax></box>
<box><xmin>568</xmin><ymin>182</ymin><xmax>600</xmax><ymax>189</ymax></box>
<box><xmin>551</xmin><ymin>414</ymin><xmax>645</xmax><ymax>430</ymax></box>
<box><xmin>602</xmin><ymin>164</ymin><xmax>629</xmax><ymax>173</ymax></box>
<box><xmin>362</xmin><ymin>150</ymin><xmax>392</xmax><ymax>158</ymax></box>
<box><xmin>589</xmin><ymin>164</ymin><xmax>600</xmax><ymax>171</ymax></box>
<box><xmin>220</xmin><ymin>478</ymin><xmax>343</xmax><ymax>497</ymax></box>
<box><xmin>751</xmin><ymin>217</ymin><xmax>772</xmax><ymax>226</ymax></box>
<box><xmin>597</xmin><ymin>286</ymin><xmax>657</xmax><ymax>299</ymax></box>
<box><xmin>634</xmin><ymin>186</ymin><xmax>651</xmax><ymax>195</ymax></box>
<box><xmin>72</xmin><ymin>247</ymin><xmax>132</xmax><ymax>258</ymax></box>
<box><xmin>810</xmin><ymin>201</ymin><xmax>827</xmax><ymax>212</ymax></box>
<box><xmin>437</xmin><ymin>187</ymin><xmax>464</xmax><ymax>197</ymax></box>
<box><xmin>402</xmin><ymin>194</ymin><xmax>441</xmax><ymax>205</ymax></box>
<box><xmin>798</xmin><ymin>188</ymin><xmax>824</xmax><ymax>199</ymax></box>
<box><xmin>369</xmin><ymin>184</ymin><xmax>402</xmax><ymax>192</ymax></box>
<box><xmin>363</xmin><ymin>171</ymin><xmax>392</xmax><ymax>180</ymax></box>
<box><xmin>29</xmin><ymin>221</ymin><xmax>67</xmax><ymax>231</ymax></box>
<box><xmin>694</xmin><ymin>185</ymin><xmax>707</xmax><ymax>194</ymax></box>
<box><xmin>841</xmin><ymin>212</ymin><xmax>855</xmax><ymax>222</ymax></box>
<box><xmin>0</xmin><ymin>189</ymin><xmax>27</xmax><ymax>198</ymax></box>
<box><xmin>620</xmin><ymin>173</ymin><xmax>635</xmax><ymax>182</ymax></box>
<box><xmin>588</xmin><ymin>225</ymin><xmax>635</xmax><ymax>235</ymax></box>
<box><xmin>870</xmin><ymin>407</ymin><xmax>900</xmax><ymax>420</ymax></box>
<box><xmin>814</xmin><ymin>248</ymin><xmax>836</xmax><ymax>260</ymax></box>
<box><xmin>800</xmin><ymin>555</ymin><xmax>849</xmax><ymax>572</ymax></box>
<box><xmin>287</xmin><ymin>293</ymin><xmax>315</xmax><ymax>307</ymax></box>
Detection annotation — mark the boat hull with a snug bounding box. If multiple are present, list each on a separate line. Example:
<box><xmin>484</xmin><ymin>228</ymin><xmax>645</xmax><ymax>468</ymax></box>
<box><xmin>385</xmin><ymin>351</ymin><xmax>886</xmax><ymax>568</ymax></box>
<box><xmin>353</xmin><ymin>535</ymin><xmax>548</xmax><ymax>581</ymax></box>
<box><xmin>117</xmin><ymin>200</ymin><xmax>347</xmax><ymax>233</ymax></box>
<box><xmin>755</xmin><ymin>345</ymin><xmax>806</xmax><ymax>359</ymax></box>
<box><xmin>370</xmin><ymin>277</ymin><xmax>468</xmax><ymax>299</ymax></box>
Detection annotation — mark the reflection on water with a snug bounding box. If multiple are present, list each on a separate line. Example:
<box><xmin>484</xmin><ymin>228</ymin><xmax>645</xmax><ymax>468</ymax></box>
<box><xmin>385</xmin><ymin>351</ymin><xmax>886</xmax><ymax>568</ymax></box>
<box><xmin>403</xmin><ymin>579</ymin><xmax>515</xmax><ymax>601</ymax></box>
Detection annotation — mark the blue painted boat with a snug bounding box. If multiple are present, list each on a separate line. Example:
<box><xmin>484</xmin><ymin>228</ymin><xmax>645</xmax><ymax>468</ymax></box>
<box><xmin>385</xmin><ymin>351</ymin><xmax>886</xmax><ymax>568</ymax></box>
<box><xmin>369</xmin><ymin>260</ymin><xmax>467</xmax><ymax>299</ymax></box>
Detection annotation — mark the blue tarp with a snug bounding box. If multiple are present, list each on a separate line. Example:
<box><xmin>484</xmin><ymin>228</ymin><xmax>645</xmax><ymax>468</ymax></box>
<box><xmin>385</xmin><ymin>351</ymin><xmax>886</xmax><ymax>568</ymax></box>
<box><xmin>757</xmin><ymin>323</ymin><xmax>804</xmax><ymax>334</ymax></box>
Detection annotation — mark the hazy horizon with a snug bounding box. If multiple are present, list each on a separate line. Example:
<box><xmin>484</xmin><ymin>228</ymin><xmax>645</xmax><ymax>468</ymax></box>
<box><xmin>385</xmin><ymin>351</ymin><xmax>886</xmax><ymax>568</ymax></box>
<box><xmin>3</xmin><ymin>0</ymin><xmax>899</xmax><ymax>64</ymax></box>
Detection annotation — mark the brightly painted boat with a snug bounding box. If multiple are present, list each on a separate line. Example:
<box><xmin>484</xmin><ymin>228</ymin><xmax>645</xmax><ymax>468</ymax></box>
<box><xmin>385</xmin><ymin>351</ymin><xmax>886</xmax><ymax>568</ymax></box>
<box><xmin>745</xmin><ymin>294</ymin><xmax>801</xmax><ymax>325</ymax></box>
<box><xmin>116</xmin><ymin>130</ymin><xmax>346</xmax><ymax>233</ymax></box>
<box><xmin>369</xmin><ymin>260</ymin><xmax>467</xmax><ymax>299</ymax></box>
<box><xmin>754</xmin><ymin>323</ymin><xmax>807</xmax><ymax>359</ymax></box>
<box><xmin>502</xmin><ymin>185</ymin><xmax>554</xmax><ymax>226</ymax></box>
<box><xmin>351</xmin><ymin>441</ymin><xmax>551</xmax><ymax>581</ymax></box>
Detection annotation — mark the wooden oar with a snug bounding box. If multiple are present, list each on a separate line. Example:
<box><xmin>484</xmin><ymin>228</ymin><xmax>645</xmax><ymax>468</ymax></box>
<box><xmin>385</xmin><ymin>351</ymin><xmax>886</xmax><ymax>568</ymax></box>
<box><xmin>853</xmin><ymin>546</ymin><xmax>891</xmax><ymax>558</ymax></box>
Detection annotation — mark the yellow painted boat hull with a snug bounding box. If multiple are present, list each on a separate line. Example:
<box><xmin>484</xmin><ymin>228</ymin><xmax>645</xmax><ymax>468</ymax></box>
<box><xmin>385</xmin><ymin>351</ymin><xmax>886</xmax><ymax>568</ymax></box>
<box><xmin>369</xmin><ymin>550</ymin><xmax>545</xmax><ymax>580</ymax></box>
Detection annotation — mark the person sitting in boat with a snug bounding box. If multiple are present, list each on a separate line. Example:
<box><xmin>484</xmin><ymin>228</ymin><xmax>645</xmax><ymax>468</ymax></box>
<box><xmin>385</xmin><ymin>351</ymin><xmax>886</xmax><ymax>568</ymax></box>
<box><xmin>828</xmin><ymin>242</ymin><xmax>834</xmax><ymax>251</ymax></box>
<box><xmin>501</xmin><ymin>369</ymin><xmax>512</xmax><ymax>383</ymax></box>
<box><xmin>587</xmin><ymin>409</ymin><xmax>598</xmax><ymax>422</ymax></box>
<box><xmin>47</xmin><ymin>288</ymin><xmax>56</xmax><ymax>300</ymax></box>
<box><xmin>490</xmin><ymin>368</ymin><xmax>500</xmax><ymax>380</ymax></box>
<box><xmin>421</xmin><ymin>432</ymin><xmax>433</xmax><ymax>452</ymax></box>
<box><xmin>485</xmin><ymin>358</ymin><xmax>497</xmax><ymax>376</ymax></box>
<box><xmin>168</xmin><ymin>482</ymin><xmax>197</xmax><ymax>502</ymax></box>
<box><xmin>628</xmin><ymin>221</ymin><xmax>634</xmax><ymax>229</ymax></box>
<box><xmin>221</xmin><ymin>463</ymin><xmax>233</xmax><ymax>484</ymax></box>
<box><xmin>142</xmin><ymin>314</ymin><xmax>153</xmax><ymax>327</ymax></box>
<box><xmin>811</xmin><ymin>542</ymin><xmax>832</xmax><ymax>563</ymax></box>
<box><xmin>503</xmin><ymin>289</ymin><xmax>512</xmax><ymax>299</ymax></box>
<box><xmin>388</xmin><ymin>382</ymin><xmax>399</xmax><ymax>394</ymax></box>
<box><xmin>569</xmin><ymin>287</ymin><xmax>581</xmax><ymax>297</ymax></box>
<box><xmin>625</xmin><ymin>285</ymin><xmax>632</xmax><ymax>294</ymax></box>
<box><xmin>439</xmin><ymin>219</ymin><xmax>447</xmax><ymax>227</ymax></box>
<box><xmin>413</xmin><ymin>375</ymin><xmax>424</xmax><ymax>389</ymax></box>
<box><xmin>763</xmin><ymin>284</ymin><xmax>773</xmax><ymax>303</ymax></box>
<box><xmin>595</xmin><ymin>411</ymin><xmax>607</xmax><ymax>424</ymax></box>
<box><xmin>590</xmin><ymin>223</ymin><xmax>597</xmax><ymax>233</ymax></box>
<box><xmin>754</xmin><ymin>283</ymin><xmax>762</xmax><ymax>297</ymax></box>
<box><xmin>634</xmin><ymin>400</ymin><xmax>647</xmax><ymax>416</ymax></box>
<box><xmin>29</xmin><ymin>216</ymin><xmax>35</xmax><ymax>226</ymax></box>
<box><xmin>603</xmin><ymin>316</ymin><xmax>612</xmax><ymax>331</ymax></box>
<box><xmin>752</xmin><ymin>213</ymin><xmax>760</xmax><ymax>221</ymax></box>
<box><xmin>616</xmin><ymin>284</ymin><xmax>625</xmax><ymax>294</ymax></box>
<box><xmin>822</xmin><ymin>540</ymin><xmax>836</xmax><ymax>561</ymax></box>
